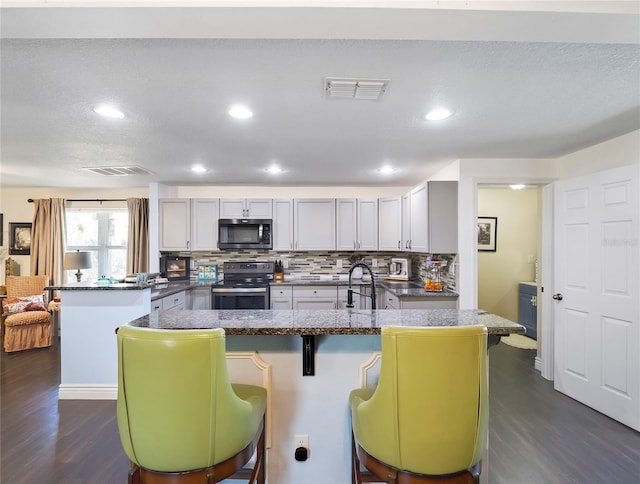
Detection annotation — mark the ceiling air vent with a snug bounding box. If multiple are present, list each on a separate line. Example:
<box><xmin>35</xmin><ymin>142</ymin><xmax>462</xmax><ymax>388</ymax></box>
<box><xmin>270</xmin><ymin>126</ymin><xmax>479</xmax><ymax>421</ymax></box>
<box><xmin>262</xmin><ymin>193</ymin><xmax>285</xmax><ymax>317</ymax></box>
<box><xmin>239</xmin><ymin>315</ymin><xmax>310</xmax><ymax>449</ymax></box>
<box><xmin>325</xmin><ymin>78</ymin><xmax>389</xmax><ymax>101</ymax></box>
<box><xmin>83</xmin><ymin>165</ymin><xmax>156</xmax><ymax>176</ymax></box>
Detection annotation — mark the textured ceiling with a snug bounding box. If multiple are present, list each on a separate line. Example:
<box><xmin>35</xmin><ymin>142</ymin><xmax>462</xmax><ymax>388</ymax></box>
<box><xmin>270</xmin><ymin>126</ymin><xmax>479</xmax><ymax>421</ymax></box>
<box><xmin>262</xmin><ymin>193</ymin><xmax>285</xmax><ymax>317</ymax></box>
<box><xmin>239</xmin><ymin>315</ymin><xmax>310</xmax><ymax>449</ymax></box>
<box><xmin>1</xmin><ymin>5</ymin><xmax>639</xmax><ymax>188</ymax></box>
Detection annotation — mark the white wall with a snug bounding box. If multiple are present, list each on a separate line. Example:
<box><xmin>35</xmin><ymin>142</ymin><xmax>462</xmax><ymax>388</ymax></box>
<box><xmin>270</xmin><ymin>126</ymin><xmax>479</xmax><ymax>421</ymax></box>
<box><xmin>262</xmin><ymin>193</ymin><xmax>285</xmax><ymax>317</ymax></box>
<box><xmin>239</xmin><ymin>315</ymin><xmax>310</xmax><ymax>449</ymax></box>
<box><xmin>477</xmin><ymin>187</ymin><xmax>539</xmax><ymax>321</ymax></box>
<box><xmin>556</xmin><ymin>130</ymin><xmax>640</xmax><ymax>177</ymax></box>
<box><xmin>0</xmin><ymin>187</ymin><xmax>147</xmax><ymax>283</ymax></box>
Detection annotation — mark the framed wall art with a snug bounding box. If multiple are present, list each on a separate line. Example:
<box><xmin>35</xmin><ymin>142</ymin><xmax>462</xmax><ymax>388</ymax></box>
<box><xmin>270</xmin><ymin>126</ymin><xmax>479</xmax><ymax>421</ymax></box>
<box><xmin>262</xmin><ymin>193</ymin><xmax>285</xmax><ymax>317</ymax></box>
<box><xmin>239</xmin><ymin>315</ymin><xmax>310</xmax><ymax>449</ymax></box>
<box><xmin>9</xmin><ymin>222</ymin><xmax>32</xmax><ymax>255</ymax></box>
<box><xmin>477</xmin><ymin>217</ymin><xmax>497</xmax><ymax>252</ymax></box>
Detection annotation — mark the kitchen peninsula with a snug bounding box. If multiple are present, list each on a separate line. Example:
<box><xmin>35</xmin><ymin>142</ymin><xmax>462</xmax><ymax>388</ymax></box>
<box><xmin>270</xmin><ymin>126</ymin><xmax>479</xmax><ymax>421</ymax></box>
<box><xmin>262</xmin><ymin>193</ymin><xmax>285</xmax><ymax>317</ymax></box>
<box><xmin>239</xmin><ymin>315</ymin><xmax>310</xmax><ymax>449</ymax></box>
<box><xmin>51</xmin><ymin>290</ymin><xmax>522</xmax><ymax>483</ymax></box>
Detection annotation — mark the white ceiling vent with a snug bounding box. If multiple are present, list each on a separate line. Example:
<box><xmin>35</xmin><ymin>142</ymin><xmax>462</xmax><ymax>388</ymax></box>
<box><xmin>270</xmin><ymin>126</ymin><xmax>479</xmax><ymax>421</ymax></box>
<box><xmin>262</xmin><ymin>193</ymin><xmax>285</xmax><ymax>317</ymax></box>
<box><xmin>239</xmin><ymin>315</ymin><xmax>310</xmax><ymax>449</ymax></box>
<box><xmin>325</xmin><ymin>78</ymin><xmax>388</xmax><ymax>100</ymax></box>
<box><xmin>82</xmin><ymin>165</ymin><xmax>156</xmax><ymax>176</ymax></box>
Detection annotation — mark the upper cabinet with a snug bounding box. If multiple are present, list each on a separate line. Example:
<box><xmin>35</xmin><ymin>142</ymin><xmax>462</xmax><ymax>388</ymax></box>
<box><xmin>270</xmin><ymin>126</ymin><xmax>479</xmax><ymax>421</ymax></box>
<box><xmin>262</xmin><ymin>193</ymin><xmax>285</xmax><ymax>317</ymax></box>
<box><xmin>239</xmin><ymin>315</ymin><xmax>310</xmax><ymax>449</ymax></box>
<box><xmin>337</xmin><ymin>199</ymin><xmax>378</xmax><ymax>251</ymax></box>
<box><xmin>402</xmin><ymin>192</ymin><xmax>411</xmax><ymax>251</ymax></box>
<box><xmin>160</xmin><ymin>198</ymin><xmax>219</xmax><ymax>251</ymax></box>
<box><xmin>159</xmin><ymin>199</ymin><xmax>191</xmax><ymax>251</ymax></box>
<box><xmin>294</xmin><ymin>199</ymin><xmax>336</xmax><ymax>251</ymax></box>
<box><xmin>273</xmin><ymin>199</ymin><xmax>294</xmax><ymax>251</ymax></box>
<box><xmin>404</xmin><ymin>181</ymin><xmax>457</xmax><ymax>253</ymax></box>
<box><xmin>220</xmin><ymin>199</ymin><xmax>272</xmax><ymax>219</ymax></box>
<box><xmin>378</xmin><ymin>196</ymin><xmax>402</xmax><ymax>251</ymax></box>
<box><xmin>427</xmin><ymin>181</ymin><xmax>457</xmax><ymax>254</ymax></box>
<box><xmin>190</xmin><ymin>199</ymin><xmax>220</xmax><ymax>251</ymax></box>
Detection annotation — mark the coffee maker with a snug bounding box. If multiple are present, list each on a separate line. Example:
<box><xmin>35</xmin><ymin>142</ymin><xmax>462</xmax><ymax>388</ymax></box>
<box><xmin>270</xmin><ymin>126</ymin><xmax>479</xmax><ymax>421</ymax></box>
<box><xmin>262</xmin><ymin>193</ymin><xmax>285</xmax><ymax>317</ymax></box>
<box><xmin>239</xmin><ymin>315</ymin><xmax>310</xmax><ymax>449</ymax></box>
<box><xmin>387</xmin><ymin>258</ymin><xmax>411</xmax><ymax>281</ymax></box>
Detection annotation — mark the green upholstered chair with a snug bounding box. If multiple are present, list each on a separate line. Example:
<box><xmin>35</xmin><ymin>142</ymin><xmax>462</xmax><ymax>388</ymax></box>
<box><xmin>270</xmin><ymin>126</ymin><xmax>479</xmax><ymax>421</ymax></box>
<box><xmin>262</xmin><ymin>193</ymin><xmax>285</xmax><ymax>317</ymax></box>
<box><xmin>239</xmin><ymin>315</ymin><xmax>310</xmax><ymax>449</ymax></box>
<box><xmin>116</xmin><ymin>326</ymin><xmax>267</xmax><ymax>484</ymax></box>
<box><xmin>350</xmin><ymin>325</ymin><xmax>488</xmax><ymax>484</ymax></box>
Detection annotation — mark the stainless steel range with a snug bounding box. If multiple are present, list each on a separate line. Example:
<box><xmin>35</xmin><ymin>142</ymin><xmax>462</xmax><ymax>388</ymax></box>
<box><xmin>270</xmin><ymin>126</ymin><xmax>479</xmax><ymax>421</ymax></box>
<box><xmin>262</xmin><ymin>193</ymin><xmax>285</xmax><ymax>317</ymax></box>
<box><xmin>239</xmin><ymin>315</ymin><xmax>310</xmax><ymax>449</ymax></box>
<box><xmin>210</xmin><ymin>261</ymin><xmax>274</xmax><ymax>310</ymax></box>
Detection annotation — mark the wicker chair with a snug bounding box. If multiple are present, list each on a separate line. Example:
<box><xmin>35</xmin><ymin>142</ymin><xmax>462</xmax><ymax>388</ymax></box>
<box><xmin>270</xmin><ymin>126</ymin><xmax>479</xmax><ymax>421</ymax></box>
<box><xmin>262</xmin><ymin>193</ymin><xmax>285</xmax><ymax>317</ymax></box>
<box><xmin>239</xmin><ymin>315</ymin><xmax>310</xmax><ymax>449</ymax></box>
<box><xmin>2</xmin><ymin>275</ymin><xmax>52</xmax><ymax>352</ymax></box>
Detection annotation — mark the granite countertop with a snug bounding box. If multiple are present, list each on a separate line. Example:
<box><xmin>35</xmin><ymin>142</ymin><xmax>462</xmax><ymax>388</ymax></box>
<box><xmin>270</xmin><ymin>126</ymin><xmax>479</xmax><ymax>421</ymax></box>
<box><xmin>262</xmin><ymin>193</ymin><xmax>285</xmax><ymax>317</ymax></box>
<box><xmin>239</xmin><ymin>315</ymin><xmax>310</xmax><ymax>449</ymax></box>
<box><xmin>127</xmin><ymin>309</ymin><xmax>524</xmax><ymax>336</ymax></box>
<box><xmin>271</xmin><ymin>278</ymin><xmax>459</xmax><ymax>298</ymax></box>
<box><xmin>47</xmin><ymin>283</ymin><xmax>151</xmax><ymax>291</ymax></box>
<box><xmin>47</xmin><ymin>280</ymin><xmax>212</xmax><ymax>301</ymax></box>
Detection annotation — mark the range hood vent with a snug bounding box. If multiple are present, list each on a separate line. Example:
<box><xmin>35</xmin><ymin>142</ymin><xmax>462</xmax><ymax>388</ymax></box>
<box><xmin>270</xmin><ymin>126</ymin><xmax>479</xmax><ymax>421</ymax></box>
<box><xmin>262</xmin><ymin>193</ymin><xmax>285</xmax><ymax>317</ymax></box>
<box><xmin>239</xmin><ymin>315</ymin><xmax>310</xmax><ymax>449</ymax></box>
<box><xmin>325</xmin><ymin>78</ymin><xmax>389</xmax><ymax>100</ymax></box>
<box><xmin>83</xmin><ymin>165</ymin><xmax>156</xmax><ymax>176</ymax></box>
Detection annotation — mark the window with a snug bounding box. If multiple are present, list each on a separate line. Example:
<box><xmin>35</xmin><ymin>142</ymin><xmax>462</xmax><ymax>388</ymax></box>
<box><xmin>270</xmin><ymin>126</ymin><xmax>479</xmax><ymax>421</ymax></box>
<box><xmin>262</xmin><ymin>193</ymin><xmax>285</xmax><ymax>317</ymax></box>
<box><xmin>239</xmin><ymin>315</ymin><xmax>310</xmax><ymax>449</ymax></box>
<box><xmin>65</xmin><ymin>209</ymin><xmax>128</xmax><ymax>283</ymax></box>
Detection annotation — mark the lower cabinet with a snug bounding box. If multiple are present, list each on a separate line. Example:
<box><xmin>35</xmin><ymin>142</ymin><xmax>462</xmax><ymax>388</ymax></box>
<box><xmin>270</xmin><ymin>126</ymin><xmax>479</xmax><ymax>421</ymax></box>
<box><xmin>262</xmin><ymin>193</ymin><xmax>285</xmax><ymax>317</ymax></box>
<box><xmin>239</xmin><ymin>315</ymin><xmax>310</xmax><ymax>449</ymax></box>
<box><xmin>383</xmin><ymin>291</ymin><xmax>457</xmax><ymax>309</ymax></box>
<box><xmin>189</xmin><ymin>287</ymin><xmax>211</xmax><ymax>310</ymax></box>
<box><xmin>292</xmin><ymin>286</ymin><xmax>337</xmax><ymax>309</ymax></box>
<box><xmin>151</xmin><ymin>290</ymin><xmax>187</xmax><ymax>313</ymax></box>
<box><xmin>271</xmin><ymin>286</ymin><xmax>293</xmax><ymax>309</ymax></box>
<box><xmin>518</xmin><ymin>283</ymin><xmax>537</xmax><ymax>339</ymax></box>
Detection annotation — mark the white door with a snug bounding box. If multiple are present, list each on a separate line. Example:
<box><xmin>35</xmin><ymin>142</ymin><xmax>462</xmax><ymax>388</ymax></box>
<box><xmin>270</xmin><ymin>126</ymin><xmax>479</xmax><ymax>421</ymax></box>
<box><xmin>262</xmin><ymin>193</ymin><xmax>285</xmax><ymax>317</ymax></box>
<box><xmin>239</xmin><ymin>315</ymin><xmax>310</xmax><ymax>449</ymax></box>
<box><xmin>553</xmin><ymin>164</ymin><xmax>639</xmax><ymax>431</ymax></box>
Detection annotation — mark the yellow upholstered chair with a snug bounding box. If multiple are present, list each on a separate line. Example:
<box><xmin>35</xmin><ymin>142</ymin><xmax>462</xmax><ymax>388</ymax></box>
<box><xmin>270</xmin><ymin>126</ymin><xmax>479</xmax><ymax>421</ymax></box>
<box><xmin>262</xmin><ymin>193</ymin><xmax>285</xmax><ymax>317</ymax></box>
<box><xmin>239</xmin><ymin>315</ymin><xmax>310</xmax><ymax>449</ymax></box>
<box><xmin>2</xmin><ymin>275</ymin><xmax>52</xmax><ymax>352</ymax></box>
<box><xmin>350</xmin><ymin>325</ymin><xmax>488</xmax><ymax>484</ymax></box>
<box><xmin>116</xmin><ymin>326</ymin><xmax>267</xmax><ymax>484</ymax></box>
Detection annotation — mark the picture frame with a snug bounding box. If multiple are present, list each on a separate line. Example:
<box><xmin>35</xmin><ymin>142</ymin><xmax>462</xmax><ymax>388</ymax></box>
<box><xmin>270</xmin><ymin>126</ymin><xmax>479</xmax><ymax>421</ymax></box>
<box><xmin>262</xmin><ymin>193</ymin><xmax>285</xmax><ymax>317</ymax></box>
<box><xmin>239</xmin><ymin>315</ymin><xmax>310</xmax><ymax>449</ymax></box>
<box><xmin>477</xmin><ymin>217</ymin><xmax>497</xmax><ymax>252</ymax></box>
<box><xmin>9</xmin><ymin>222</ymin><xmax>32</xmax><ymax>255</ymax></box>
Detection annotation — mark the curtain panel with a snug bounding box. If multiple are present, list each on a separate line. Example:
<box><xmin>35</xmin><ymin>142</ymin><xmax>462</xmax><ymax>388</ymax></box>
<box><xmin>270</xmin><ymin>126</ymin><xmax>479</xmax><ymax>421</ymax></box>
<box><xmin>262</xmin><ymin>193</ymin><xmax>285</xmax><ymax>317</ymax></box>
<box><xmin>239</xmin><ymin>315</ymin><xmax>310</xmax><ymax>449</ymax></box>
<box><xmin>30</xmin><ymin>198</ymin><xmax>66</xmax><ymax>285</ymax></box>
<box><xmin>127</xmin><ymin>198</ymin><xmax>149</xmax><ymax>274</ymax></box>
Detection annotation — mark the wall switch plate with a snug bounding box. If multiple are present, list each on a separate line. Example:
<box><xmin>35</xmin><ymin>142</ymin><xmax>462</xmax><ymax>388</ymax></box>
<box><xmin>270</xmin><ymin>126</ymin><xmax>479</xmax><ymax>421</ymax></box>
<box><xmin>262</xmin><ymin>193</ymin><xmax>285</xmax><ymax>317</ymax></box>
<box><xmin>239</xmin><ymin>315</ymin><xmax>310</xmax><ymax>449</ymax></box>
<box><xmin>372</xmin><ymin>259</ymin><xmax>378</xmax><ymax>268</ymax></box>
<box><xmin>336</xmin><ymin>259</ymin><xmax>343</xmax><ymax>269</ymax></box>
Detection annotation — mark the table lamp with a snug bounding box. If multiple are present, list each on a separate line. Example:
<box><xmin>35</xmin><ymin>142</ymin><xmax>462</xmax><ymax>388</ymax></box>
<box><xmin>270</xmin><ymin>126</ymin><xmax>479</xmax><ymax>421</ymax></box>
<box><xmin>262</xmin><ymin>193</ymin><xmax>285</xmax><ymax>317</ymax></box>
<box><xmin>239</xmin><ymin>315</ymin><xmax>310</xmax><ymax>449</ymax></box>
<box><xmin>64</xmin><ymin>250</ymin><xmax>92</xmax><ymax>282</ymax></box>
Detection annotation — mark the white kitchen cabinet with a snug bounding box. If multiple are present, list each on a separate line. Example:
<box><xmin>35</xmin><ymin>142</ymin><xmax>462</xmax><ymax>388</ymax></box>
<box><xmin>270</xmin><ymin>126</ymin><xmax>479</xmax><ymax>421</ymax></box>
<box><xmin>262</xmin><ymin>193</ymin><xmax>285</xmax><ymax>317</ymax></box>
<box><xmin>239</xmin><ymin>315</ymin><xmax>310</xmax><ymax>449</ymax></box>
<box><xmin>336</xmin><ymin>199</ymin><xmax>378</xmax><ymax>251</ymax></box>
<box><xmin>162</xmin><ymin>291</ymin><xmax>186</xmax><ymax>310</ymax></box>
<box><xmin>189</xmin><ymin>286</ymin><xmax>211</xmax><ymax>310</ymax></box>
<box><xmin>292</xmin><ymin>286</ymin><xmax>337</xmax><ymax>309</ymax></box>
<box><xmin>409</xmin><ymin>182</ymin><xmax>429</xmax><ymax>252</ymax></box>
<box><xmin>270</xmin><ymin>285</ymin><xmax>293</xmax><ymax>309</ymax></box>
<box><xmin>427</xmin><ymin>181</ymin><xmax>458</xmax><ymax>254</ymax></box>
<box><xmin>336</xmin><ymin>199</ymin><xmax>357</xmax><ymax>250</ymax></box>
<box><xmin>220</xmin><ymin>199</ymin><xmax>272</xmax><ymax>219</ymax></box>
<box><xmin>402</xmin><ymin>192</ymin><xmax>411</xmax><ymax>251</ymax></box>
<box><xmin>151</xmin><ymin>290</ymin><xmax>187</xmax><ymax>313</ymax></box>
<box><xmin>273</xmin><ymin>199</ymin><xmax>294</xmax><ymax>251</ymax></box>
<box><xmin>405</xmin><ymin>181</ymin><xmax>458</xmax><ymax>253</ymax></box>
<box><xmin>190</xmin><ymin>199</ymin><xmax>219</xmax><ymax>251</ymax></box>
<box><xmin>159</xmin><ymin>199</ymin><xmax>191</xmax><ymax>251</ymax></box>
<box><xmin>294</xmin><ymin>199</ymin><xmax>336</xmax><ymax>251</ymax></box>
<box><xmin>357</xmin><ymin>199</ymin><xmax>378</xmax><ymax>250</ymax></box>
<box><xmin>378</xmin><ymin>196</ymin><xmax>402</xmax><ymax>251</ymax></box>
<box><xmin>384</xmin><ymin>291</ymin><xmax>400</xmax><ymax>309</ymax></box>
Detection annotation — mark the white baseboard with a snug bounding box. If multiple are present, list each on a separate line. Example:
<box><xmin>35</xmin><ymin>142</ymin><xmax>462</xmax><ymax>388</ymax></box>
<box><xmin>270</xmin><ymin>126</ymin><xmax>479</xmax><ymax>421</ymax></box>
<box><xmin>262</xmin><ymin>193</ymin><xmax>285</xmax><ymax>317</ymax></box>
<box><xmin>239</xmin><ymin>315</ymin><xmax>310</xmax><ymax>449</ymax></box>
<box><xmin>535</xmin><ymin>356</ymin><xmax>542</xmax><ymax>373</ymax></box>
<box><xmin>59</xmin><ymin>384</ymin><xmax>117</xmax><ymax>400</ymax></box>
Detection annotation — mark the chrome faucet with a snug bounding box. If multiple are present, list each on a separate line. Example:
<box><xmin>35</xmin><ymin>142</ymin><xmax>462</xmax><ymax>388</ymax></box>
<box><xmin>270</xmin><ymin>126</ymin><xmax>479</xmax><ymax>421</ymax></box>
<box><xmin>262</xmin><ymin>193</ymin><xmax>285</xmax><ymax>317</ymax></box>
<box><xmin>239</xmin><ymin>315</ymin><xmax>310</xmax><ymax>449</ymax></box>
<box><xmin>346</xmin><ymin>262</ymin><xmax>377</xmax><ymax>310</ymax></box>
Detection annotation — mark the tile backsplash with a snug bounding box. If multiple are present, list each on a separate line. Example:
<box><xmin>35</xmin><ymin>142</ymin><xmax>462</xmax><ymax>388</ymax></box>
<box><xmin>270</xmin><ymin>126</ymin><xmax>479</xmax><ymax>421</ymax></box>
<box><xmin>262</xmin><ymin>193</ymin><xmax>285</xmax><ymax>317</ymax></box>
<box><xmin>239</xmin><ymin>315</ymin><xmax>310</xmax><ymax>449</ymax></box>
<box><xmin>170</xmin><ymin>250</ymin><xmax>457</xmax><ymax>291</ymax></box>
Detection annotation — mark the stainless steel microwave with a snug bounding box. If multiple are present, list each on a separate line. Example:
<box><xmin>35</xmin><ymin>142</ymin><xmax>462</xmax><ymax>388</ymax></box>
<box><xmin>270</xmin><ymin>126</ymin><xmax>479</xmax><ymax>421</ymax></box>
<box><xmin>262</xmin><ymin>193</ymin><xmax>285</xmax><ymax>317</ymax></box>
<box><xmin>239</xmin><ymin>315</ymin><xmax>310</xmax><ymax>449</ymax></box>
<box><xmin>218</xmin><ymin>219</ymin><xmax>272</xmax><ymax>250</ymax></box>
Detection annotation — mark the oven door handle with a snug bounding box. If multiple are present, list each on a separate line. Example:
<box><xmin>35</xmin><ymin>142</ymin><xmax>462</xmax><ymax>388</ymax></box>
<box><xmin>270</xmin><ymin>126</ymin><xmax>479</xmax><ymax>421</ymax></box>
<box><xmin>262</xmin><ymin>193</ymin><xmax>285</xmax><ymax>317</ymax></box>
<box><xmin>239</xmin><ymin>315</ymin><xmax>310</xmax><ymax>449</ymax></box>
<box><xmin>210</xmin><ymin>287</ymin><xmax>269</xmax><ymax>293</ymax></box>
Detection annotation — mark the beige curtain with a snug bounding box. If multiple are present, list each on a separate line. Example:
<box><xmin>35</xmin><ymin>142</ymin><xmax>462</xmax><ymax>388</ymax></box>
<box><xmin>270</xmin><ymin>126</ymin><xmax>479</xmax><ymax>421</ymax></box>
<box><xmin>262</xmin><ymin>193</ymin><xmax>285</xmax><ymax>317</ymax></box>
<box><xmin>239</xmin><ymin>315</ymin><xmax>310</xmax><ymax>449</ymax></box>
<box><xmin>30</xmin><ymin>198</ymin><xmax>67</xmax><ymax>285</ymax></box>
<box><xmin>127</xmin><ymin>198</ymin><xmax>149</xmax><ymax>274</ymax></box>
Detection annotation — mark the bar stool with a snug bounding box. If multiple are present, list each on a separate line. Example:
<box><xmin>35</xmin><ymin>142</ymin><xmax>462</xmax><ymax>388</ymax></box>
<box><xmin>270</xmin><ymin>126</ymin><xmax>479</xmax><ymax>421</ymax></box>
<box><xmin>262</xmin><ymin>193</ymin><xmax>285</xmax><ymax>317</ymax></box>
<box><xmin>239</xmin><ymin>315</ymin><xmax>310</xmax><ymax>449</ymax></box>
<box><xmin>116</xmin><ymin>326</ymin><xmax>267</xmax><ymax>483</ymax></box>
<box><xmin>349</xmin><ymin>325</ymin><xmax>488</xmax><ymax>484</ymax></box>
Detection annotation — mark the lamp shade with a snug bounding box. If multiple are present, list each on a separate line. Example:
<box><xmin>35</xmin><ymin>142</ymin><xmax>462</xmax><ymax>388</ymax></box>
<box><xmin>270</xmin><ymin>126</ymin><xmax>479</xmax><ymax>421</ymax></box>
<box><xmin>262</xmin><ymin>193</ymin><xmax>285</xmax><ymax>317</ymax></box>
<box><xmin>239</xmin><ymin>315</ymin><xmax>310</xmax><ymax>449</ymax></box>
<box><xmin>64</xmin><ymin>251</ymin><xmax>92</xmax><ymax>270</ymax></box>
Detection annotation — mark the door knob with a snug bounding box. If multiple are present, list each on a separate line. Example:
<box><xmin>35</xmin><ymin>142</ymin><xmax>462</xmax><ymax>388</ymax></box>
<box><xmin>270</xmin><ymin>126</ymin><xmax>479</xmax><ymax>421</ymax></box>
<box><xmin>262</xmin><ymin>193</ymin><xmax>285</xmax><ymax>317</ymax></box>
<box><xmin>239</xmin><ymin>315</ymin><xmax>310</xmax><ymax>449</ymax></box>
<box><xmin>552</xmin><ymin>293</ymin><xmax>563</xmax><ymax>301</ymax></box>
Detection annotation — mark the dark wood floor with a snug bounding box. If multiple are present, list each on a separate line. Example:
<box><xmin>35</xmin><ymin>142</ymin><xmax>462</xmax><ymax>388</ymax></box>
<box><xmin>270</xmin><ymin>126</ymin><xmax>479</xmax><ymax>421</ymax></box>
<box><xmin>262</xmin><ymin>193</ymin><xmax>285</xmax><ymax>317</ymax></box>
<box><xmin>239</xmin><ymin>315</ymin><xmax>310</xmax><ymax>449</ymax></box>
<box><xmin>2</xmin><ymin>342</ymin><xmax>639</xmax><ymax>483</ymax></box>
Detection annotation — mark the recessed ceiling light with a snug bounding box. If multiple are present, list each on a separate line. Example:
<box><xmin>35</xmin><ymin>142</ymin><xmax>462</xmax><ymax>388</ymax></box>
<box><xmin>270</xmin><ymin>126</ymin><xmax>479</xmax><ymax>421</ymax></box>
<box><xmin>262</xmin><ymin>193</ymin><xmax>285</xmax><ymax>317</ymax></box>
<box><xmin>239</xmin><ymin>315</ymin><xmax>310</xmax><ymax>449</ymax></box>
<box><xmin>93</xmin><ymin>104</ymin><xmax>125</xmax><ymax>119</ymax></box>
<box><xmin>425</xmin><ymin>108</ymin><xmax>453</xmax><ymax>121</ymax></box>
<box><xmin>228</xmin><ymin>105</ymin><xmax>253</xmax><ymax>119</ymax></box>
<box><xmin>510</xmin><ymin>184</ymin><xmax>525</xmax><ymax>190</ymax></box>
<box><xmin>378</xmin><ymin>165</ymin><xmax>395</xmax><ymax>174</ymax></box>
<box><xmin>266</xmin><ymin>165</ymin><xmax>284</xmax><ymax>174</ymax></box>
<box><xmin>191</xmin><ymin>165</ymin><xmax>207</xmax><ymax>174</ymax></box>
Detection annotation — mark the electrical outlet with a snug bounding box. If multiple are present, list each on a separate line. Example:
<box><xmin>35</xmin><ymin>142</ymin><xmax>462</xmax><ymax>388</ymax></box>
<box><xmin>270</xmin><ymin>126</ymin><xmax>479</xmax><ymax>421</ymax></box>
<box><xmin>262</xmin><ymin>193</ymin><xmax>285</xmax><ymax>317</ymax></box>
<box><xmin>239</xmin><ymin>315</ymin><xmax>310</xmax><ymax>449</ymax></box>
<box><xmin>283</xmin><ymin>259</ymin><xmax>289</xmax><ymax>269</ymax></box>
<box><xmin>371</xmin><ymin>259</ymin><xmax>378</xmax><ymax>268</ymax></box>
<box><xmin>336</xmin><ymin>259</ymin><xmax>343</xmax><ymax>269</ymax></box>
<box><xmin>295</xmin><ymin>434</ymin><xmax>309</xmax><ymax>449</ymax></box>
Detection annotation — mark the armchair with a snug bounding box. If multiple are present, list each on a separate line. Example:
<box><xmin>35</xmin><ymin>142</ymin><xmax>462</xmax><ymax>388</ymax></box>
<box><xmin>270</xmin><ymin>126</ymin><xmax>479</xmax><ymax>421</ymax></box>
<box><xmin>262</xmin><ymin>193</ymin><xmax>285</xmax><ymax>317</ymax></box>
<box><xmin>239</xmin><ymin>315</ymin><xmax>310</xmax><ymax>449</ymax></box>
<box><xmin>2</xmin><ymin>275</ymin><xmax>52</xmax><ymax>352</ymax></box>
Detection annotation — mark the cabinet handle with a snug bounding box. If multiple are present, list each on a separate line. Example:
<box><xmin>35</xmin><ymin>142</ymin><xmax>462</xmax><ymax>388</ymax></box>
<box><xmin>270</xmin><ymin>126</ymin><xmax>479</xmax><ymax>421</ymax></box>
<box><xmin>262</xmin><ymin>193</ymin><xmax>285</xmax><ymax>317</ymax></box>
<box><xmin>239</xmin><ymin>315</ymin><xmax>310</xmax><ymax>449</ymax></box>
<box><xmin>354</xmin><ymin>241</ymin><xmax>357</xmax><ymax>250</ymax></box>
<box><xmin>398</xmin><ymin>241</ymin><xmax>401</xmax><ymax>249</ymax></box>
<box><xmin>405</xmin><ymin>240</ymin><xmax>409</xmax><ymax>249</ymax></box>
<box><xmin>187</xmin><ymin>240</ymin><xmax>190</xmax><ymax>249</ymax></box>
<box><xmin>153</xmin><ymin>305</ymin><xmax>160</xmax><ymax>311</ymax></box>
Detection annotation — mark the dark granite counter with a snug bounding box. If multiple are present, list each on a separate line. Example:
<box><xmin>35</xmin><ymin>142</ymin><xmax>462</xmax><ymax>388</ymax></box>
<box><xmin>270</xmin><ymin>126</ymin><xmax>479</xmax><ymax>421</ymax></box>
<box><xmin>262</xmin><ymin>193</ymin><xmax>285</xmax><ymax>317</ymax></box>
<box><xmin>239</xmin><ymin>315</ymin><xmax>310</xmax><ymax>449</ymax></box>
<box><xmin>47</xmin><ymin>281</ymin><xmax>213</xmax><ymax>301</ymax></box>
<box><xmin>127</xmin><ymin>308</ymin><xmax>523</xmax><ymax>336</ymax></box>
<box><xmin>47</xmin><ymin>283</ymin><xmax>150</xmax><ymax>291</ymax></box>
